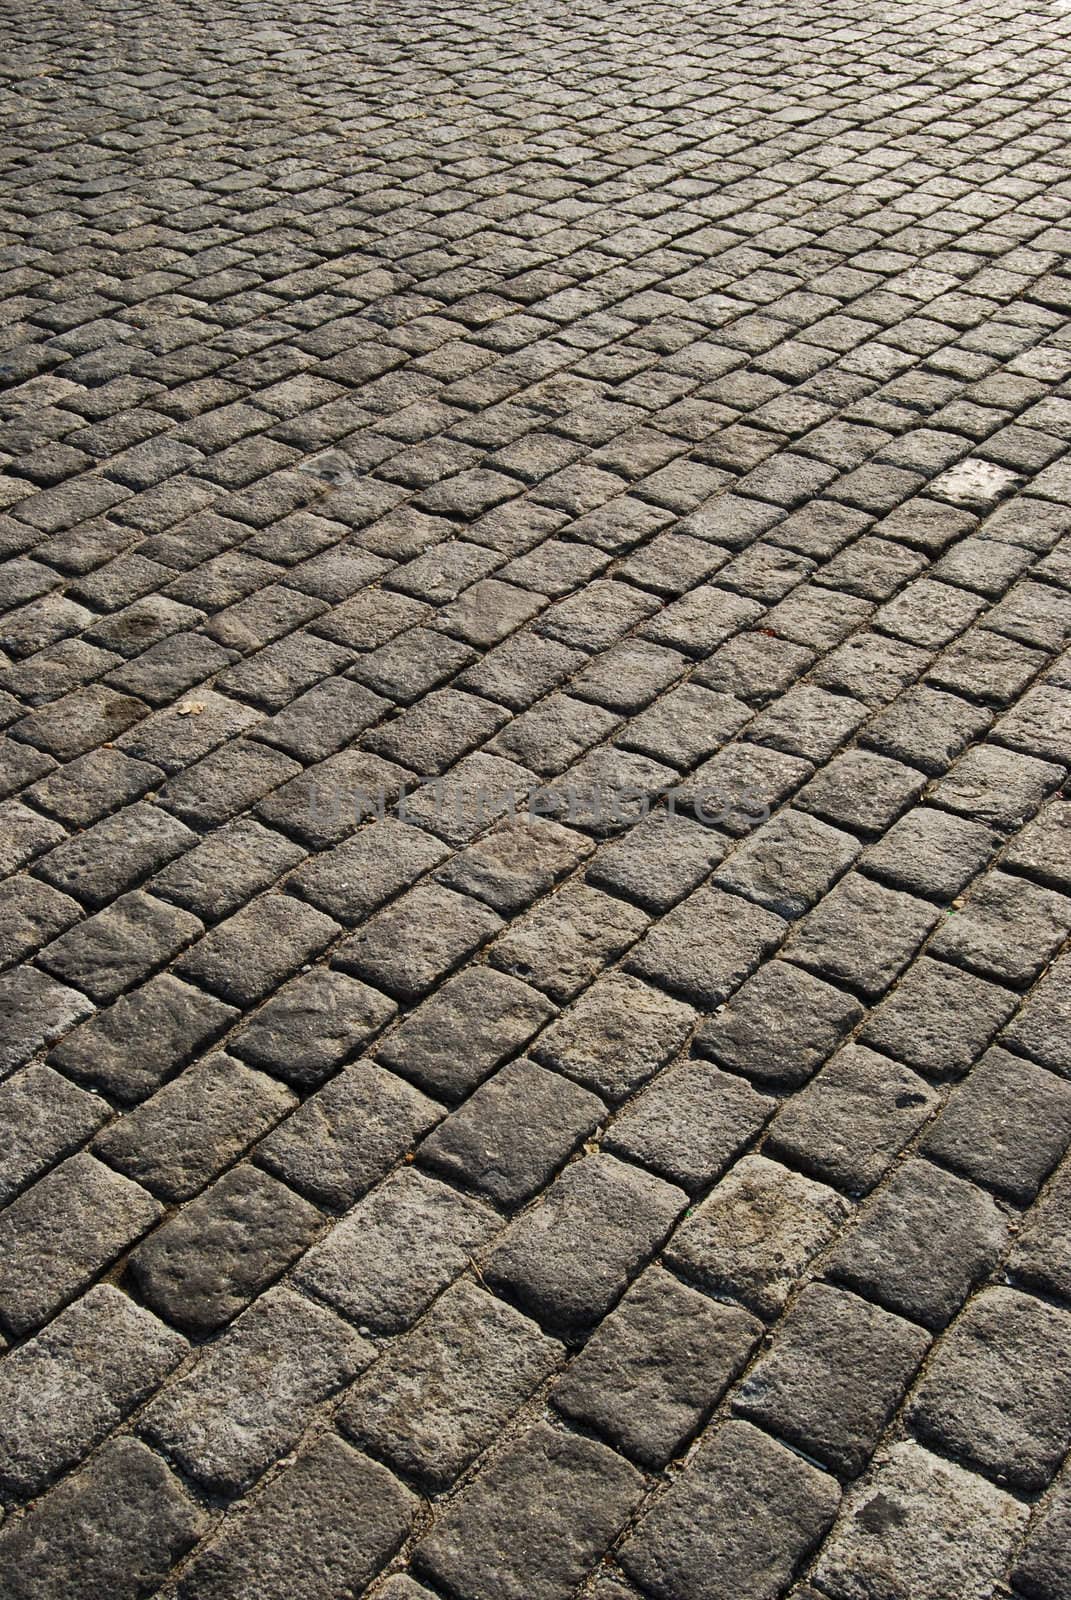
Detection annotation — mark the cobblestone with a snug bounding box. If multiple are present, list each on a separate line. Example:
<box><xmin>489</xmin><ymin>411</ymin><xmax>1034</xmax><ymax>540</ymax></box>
<box><xmin>4</xmin><ymin>0</ymin><xmax>1071</xmax><ymax>1592</ymax></box>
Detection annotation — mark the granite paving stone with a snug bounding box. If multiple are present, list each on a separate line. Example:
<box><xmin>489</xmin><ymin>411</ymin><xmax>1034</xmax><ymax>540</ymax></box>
<box><xmin>4</xmin><ymin>1</ymin><xmax>1071</xmax><ymax>1592</ymax></box>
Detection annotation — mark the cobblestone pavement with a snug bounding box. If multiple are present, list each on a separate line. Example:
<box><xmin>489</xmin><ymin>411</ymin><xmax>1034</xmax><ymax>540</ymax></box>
<box><xmin>3</xmin><ymin>0</ymin><xmax>1071</xmax><ymax>1595</ymax></box>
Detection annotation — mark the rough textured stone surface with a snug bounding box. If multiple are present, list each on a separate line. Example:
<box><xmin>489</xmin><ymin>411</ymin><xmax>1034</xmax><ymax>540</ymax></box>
<box><xmin>825</xmin><ymin>1159</ymin><xmax>1009</xmax><ymax>1329</ymax></box>
<box><xmin>0</xmin><ymin>1285</ymin><xmax>187</xmax><ymax>1500</ymax></box>
<box><xmin>552</xmin><ymin>1265</ymin><xmax>762</xmax><ymax>1468</ymax></box>
<box><xmin>339</xmin><ymin>1278</ymin><xmax>562</xmax><ymax>1490</ymax></box>
<box><xmin>176</xmin><ymin>1433</ymin><xmax>418</xmax><ymax>1600</ymax></box>
<box><xmin>733</xmin><ymin>1283</ymin><xmax>929</xmax><ymax>1478</ymax></box>
<box><xmin>4</xmin><ymin>3</ymin><xmax>1071</xmax><ymax>1589</ymax></box>
<box><xmin>618</xmin><ymin>1420</ymin><xmax>840</xmax><ymax>1600</ymax></box>
<box><xmin>813</xmin><ymin>1441</ymin><xmax>1029</xmax><ymax>1600</ymax></box>
<box><xmin>127</xmin><ymin>1164</ymin><xmax>321</xmax><ymax>1335</ymax></box>
<box><xmin>140</xmin><ymin>1285</ymin><xmax>371</xmax><ymax>1496</ymax></box>
<box><xmin>414</xmin><ymin>1421</ymin><xmax>646</xmax><ymax>1600</ymax></box>
<box><xmin>0</xmin><ymin>1435</ymin><xmax>209</xmax><ymax>1600</ymax></box>
<box><xmin>0</xmin><ymin>1154</ymin><xmax>162</xmax><ymax>1336</ymax></box>
<box><xmin>664</xmin><ymin>1155</ymin><xmax>851</xmax><ymax>1320</ymax></box>
<box><xmin>485</xmin><ymin>1154</ymin><xmax>685</xmax><ymax>1336</ymax></box>
<box><xmin>907</xmin><ymin>1287</ymin><xmax>1071</xmax><ymax>1491</ymax></box>
<box><xmin>294</xmin><ymin>1168</ymin><xmax>498</xmax><ymax>1332</ymax></box>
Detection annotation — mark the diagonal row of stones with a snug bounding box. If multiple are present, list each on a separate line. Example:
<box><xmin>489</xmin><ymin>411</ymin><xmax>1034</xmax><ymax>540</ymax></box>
<box><xmin>1</xmin><ymin>0</ymin><xmax>1071</xmax><ymax>1598</ymax></box>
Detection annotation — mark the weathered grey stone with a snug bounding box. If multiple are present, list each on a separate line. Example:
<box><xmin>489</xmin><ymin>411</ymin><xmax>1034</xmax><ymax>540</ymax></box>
<box><xmin>414</xmin><ymin>1421</ymin><xmax>645</xmax><ymax>1600</ymax></box>
<box><xmin>376</xmin><ymin>965</ymin><xmax>556</xmax><ymax>1100</ymax></box>
<box><xmin>0</xmin><ymin>1062</ymin><xmax>106</xmax><ymax>1204</ymax></box>
<box><xmin>552</xmin><ymin>1265</ymin><xmax>762</xmax><ymax>1467</ymax></box>
<box><xmin>813</xmin><ymin>1441</ymin><xmax>1028</xmax><ymax>1600</ymax></box>
<box><xmin>694</xmin><ymin>959</ymin><xmax>863</xmax><ymax>1088</ymax></box>
<box><xmin>340</xmin><ymin>1278</ymin><xmax>561</xmax><ymax>1490</ymax></box>
<box><xmin>908</xmin><ymin>1286</ymin><xmax>1071</xmax><ymax>1490</ymax></box>
<box><xmin>825</xmin><ymin>1158</ymin><xmax>1009</xmax><ymax>1329</ymax></box>
<box><xmin>920</xmin><ymin>1045</ymin><xmax>1071</xmax><ymax>1202</ymax></box>
<box><xmin>335</xmin><ymin>882</ymin><xmax>503</xmax><ymax>1003</ymax></box>
<box><xmin>711</xmin><ymin>808</ymin><xmax>860</xmax><ymax>919</ymax></box>
<box><xmin>38</xmin><ymin>889</ymin><xmax>202</xmax><ymax>1002</ymax></box>
<box><xmin>859</xmin><ymin>955</ymin><xmax>1017</xmax><ymax>1077</ymax></box>
<box><xmin>127</xmin><ymin>1164</ymin><xmax>321</xmax><ymax>1335</ymax></box>
<box><xmin>784</xmin><ymin>873</ymin><xmax>939</xmax><ymax>999</ymax></box>
<box><xmin>605</xmin><ymin>1057</ymin><xmax>774</xmax><ymax>1193</ymax></box>
<box><xmin>664</xmin><ymin>1154</ymin><xmax>851</xmax><ymax>1320</ymax></box>
<box><xmin>93</xmin><ymin>1052</ymin><xmax>296</xmax><ymax>1200</ymax></box>
<box><xmin>230</xmin><ymin>967</ymin><xmax>396</xmax><ymax>1086</ymax></box>
<box><xmin>485</xmin><ymin>1153</ymin><xmax>685</xmax><ymax>1336</ymax></box>
<box><xmin>625</xmin><ymin>885</ymin><xmax>786</xmax><ymax>1007</ymax></box>
<box><xmin>585</xmin><ymin>810</ymin><xmax>726</xmax><ymax>912</ymax></box>
<box><xmin>294</xmin><ymin>1167</ymin><xmax>497</xmax><ymax>1332</ymax></box>
<box><xmin>532</xmin><ymin>972</ymin><xmax>694</xmax><ymax>1103</ymax></box>
<box><xmin>618</xmin><ymin>1420</ymin><xmax>839</xmax><ymax>1600</ymax></box>
<box><xmin>763</xmin><ymin>1043</ymin><xmax>939</xmax><ymax>1195</ymax></box>
<box><xmin>257</xmin><ymin>1061</ymin><xmax>441</xmax><ymax>1211</ymax></box>
<box><xmin>0</xmin><ymin>1153</ymin><xmax>162</xmax><ymax>1335</ymax></box>
<box><xmin>1013</xmin><ymin>1470</ymin><xmax>1071</xmax><ymax>1600</ymax></box>
<box><xmin>177</xmin><ymin>1433</ymin><xmax>418</xmax><ymax>1600</ymax></box>
<box><xmin>49</xmin><ymin>972</ymin><xmax>238</xmax><ymax>1103</ymax></box>
<box><xmin>0</xmin><ymin>1284</ymin><xmax>187</xmax><ymax>1500</ymax></box>
<box><xmin>174</xmin><ymin>894</ymin><xmax>340</xmax><ymax>1007</ymax></box>
<box><xmin>141</xmin><ymin>1285</ymin><xmax>371</xmax><ymax>1495</ymax></box>
<box><xmin>0</xmin><ymin>966</ymin><xmax>94</xmax><ymax>1075</ymax></box>
<box><xmin>491</xmin><ymin>882</ymin><xmax>649</xmax><ymax>1002</ymax></box>
<box><xmin>733</xmin><ymin>1282</ymin><xmax>929</xmax><ymax>1478</ymax></box>
<box><xmin>0</xmin><ymin>1435</ymin><xmax>209</xmax><ymax>1600</ymax></box>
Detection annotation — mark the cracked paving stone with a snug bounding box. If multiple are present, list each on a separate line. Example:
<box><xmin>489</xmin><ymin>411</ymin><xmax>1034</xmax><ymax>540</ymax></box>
<box><xmin>551</xmin><ymin>1264</ymin><xmax>762</xmax><ymax>1468</ymax></box>
<box><xmin>413</xmin><ymin>1420</ymin><xmax>646</xmax><ymax>1600</ymax></box>
<box><xmin>618</xmin><ymin>1420</ymin><xmax>840</xmax><ymax>1600</ymax></box>
<box><xmin>339</xmin><ymin>1277</ymin><xmax>562</xmax><ymax>1491</ymax></box>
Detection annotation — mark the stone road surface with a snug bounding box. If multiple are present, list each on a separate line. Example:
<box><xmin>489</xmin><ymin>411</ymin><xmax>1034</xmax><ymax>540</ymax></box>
<box><xmin>1</xmin><ymin>0</ymin><xmax>1071</xmax><ymax>1595</ymax></box>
